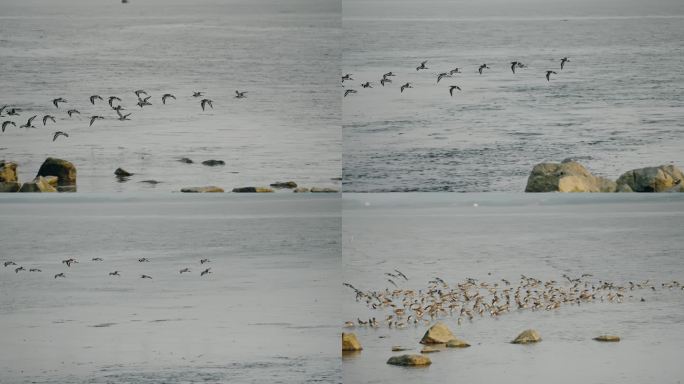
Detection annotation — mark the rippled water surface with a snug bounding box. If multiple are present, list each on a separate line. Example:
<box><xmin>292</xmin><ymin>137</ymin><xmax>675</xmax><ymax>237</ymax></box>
<box><xmin>0</xmin><ymin>0</ymin><xmax>341</xmax><ymax>192</ymax></box>
<box><xmin>342</xmin><ymin>0</ymin><xmax>684</xmax><ymax>191</ymax></box>
<box><xmin>0</xmin><ymin>194</ymin><xmax>341</xmax><ymax>383</ymax></box>
<box><xmin>342</xmin><ymin>193</ymin><xmax>684</xmax><ymax>383</ymax></box>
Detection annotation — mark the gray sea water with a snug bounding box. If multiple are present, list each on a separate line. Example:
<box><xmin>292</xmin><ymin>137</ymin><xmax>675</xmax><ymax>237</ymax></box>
<box><xmin>342</xmin><ymin>0</ymin><xmax>684</xmax><ymax>192</ymax></box>
<box><xmin>342</xmin><ymin>193</ymin><xmax>684</xmax><ymax>384</ymax></box>
<box><xmin>0</xmin><ymin>0</ymin><xmax>341</xmax><ymax>192</ymax></box>
<box><xmin>0</xmin><ymin>194</ymin><xmax>341</xmax><ymax>384</ymax></box>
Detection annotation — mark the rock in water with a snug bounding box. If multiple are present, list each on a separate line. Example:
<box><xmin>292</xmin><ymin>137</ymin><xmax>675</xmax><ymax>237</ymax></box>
<box><xmin>594</xmin><ymin>335</ymin><xmax>620</xmax><ymax>342</ymax></box>
<box><xmin>270</xmin><ymin>181</ymin><xmax>298</xmax><ymax>189</ymax></box>
<box><xmin>616</xmin><ymin>165</ymin><xmax>684</xmax><ymax>192</ymax></box>
<box><xmin>36</xmin><ymin>158</ymin><xmax>76</xmax><ymax>187</ymax></box>
<box><xmin>310</xmin><ymin>187</ymin><xmax>339</xmax><ymax>193</ymax></box>
<box><xmin>511</xmin><ymin>329</ymin><xmax>542</xmax><ymax>344</ymax></box>
<box><xmin>202</xmin><ymin>160</ymin><xmax>225</xmax><ymax>166</ymax></box>
<box><xmin>386</xmin><ymin>354</ymin><xmax>432</xmax><ymax>366</ymax></box>
<box><xmin>232</xmin><ymin>186</ymin><xmax>274</xmax><ymax>193</ymax></box>
<box><xmin>180</xmin><ymin>186</ymin><xmax>224</xmax><ymax>193</ymax></box>
<box><xmin>293</xmin><ymin>187</ymin><xmax>310</xmax><ymax>193</ymax></box>
<box><xmin>114</xmin><ymin>168</ymin><xmax>133</xmax><ymax>177</ymax></box>
<box><xmin>446</xmin><ymin>338</ymin><xmax>471</xmax><ymax>348</ymax></box>
<box><xmin>525</xmin><ymin>161</ymin><xmax>616</xmax><ymax>192</ymax></box>
<box><xmin>420</xmin><ymin>346</ymin><xmax>442</xmax><ymax>353</ymax></box>
<box><xmin>0</xmin><ymin>182</ymin><xmax>20</xmax><ymax>192</ymax></box>
<box><xmin>391</xmin><ymin>346</ymin><xmax>411</xmax><ymax>352</ymax></box>
<box><xmin>179</xmin><ymin>157</ymin><xmax>194</xmax><ymax>164</ymax></box>
<box><xmin>342</xmin><ymin>333</ymin><xmax>363</xmax><ymax>352</ymax></box>
<box><xmin>420</xmin><ymin>322</ymin><xmax>456</xmax><ymax>344</ymax></box>
<box><xmin>0</xmin><ymin>161</ymin><xmax>18</xmax><ymax>183</ymax></box>
<box><xmin>18</xmin><ymin>176</ymin><xmax>58</xmax><ymax>193</ymax></box>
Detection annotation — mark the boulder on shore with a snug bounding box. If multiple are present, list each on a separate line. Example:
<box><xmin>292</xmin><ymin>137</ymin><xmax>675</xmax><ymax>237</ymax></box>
<box><xmin>616</xmin><ymin>165</ymin><xmax>684</xmax><ymax>192</ymax></box>
<box><xmin>232</xmin><ymin>186</ymin><xmax>274</xmax><ymax>193</ymax></box>
<box><xmin>114</xmin><ymin>168</ymin><xmax>133</xmax><ymax>177</ymax></box>
<box><xmin>420</xmin><ymin>322</ymin><xmax>456</xmax><ymax>344</ymax></box>
<box><xmin>18</xmin><ymin>176</ymin><xmax>58</xmax><ymax>193</ymax></box>
<box><xmin>386</xmin><ymin>354</ymin><xmax>432</xmax><ymax>366</ymax></box>
<box><xmin>180</xmin><ymin>186</ymin><xmax>224</xmax><ymax>193</ymax></box>
<box><xmin>0</xmin><ymin>161</ymin><xmax>18</xmax><ymax>183</ymax></box>
<box><xmin>202</xmin><ymin>159</ymin><xmax>225</xmax><ymax>166</ymax></box>
<box><xmin>342</xmin><ymin>333</ymin><xmax>363</xmax><ymax>352</ymax></box>
<box><xmin>511</xmin><ymin>329</ymin><xmax>542</xmax><ymax>344</ymax></box>
<box><xmin>594</xmin><ymin>335</ymin><xmax>620</xmax><ymax>342</ymax></box>
<box><xmin>36</xmin><ymin>158</ymin><xmax>76</xmax><ymax>187</ymax></box>
<box><xmin>525</xmin><ymin>161</ymin><xmax>616</xmax><ymax>192</ymax></box>
<box><xmin>446</xmin><ymin>338</ymin><xmax>471</xmax><ymax>348</ymax></box>
<box><xmin>270</xmin><ymin>181</ymin><xmax>298</xmax><ymax>189</ymax></box>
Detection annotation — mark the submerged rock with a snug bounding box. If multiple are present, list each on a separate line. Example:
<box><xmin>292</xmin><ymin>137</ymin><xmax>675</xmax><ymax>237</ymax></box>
<box><xmin>179</xmin><ymin>157</ymin><xmax>194</xmax><ymax>164</ymax></box>
<box><xmin>18</xmin><ymin>176</ymin><xmax>58</xmax><ymax>193</ymax></box>
<box><xmin>386</xmin><ymin>354</ymin><xmax>432</xmax><ymax>366</ymax></box>
<box><xmin>232</xmin><ymin>186</ymin><xmax>274</xmax><ymax>193</ymax></box>
<box><xmin>616</xmin><ymin>165</ymin><xmax>684</xmax><ymax>192</ymax></box>
<box><xmin>0</xmin><ymin>182</ymin><xmax>20</xmax><ymax>192</ymax></box>
<box><xmin>293</xmin><ymin>187</ymin><xmax>310</xmax><ymax>193</ymax></box>
<box><xmin>140</xmin><ymin>180</ymin><xmax>161</xmax><ymax>185</ymax></box>
<box><xmin>0</xmin><ymin>161</ymin><xmax>18</xmax><ymax>183</ymax></box>
<box><xmin>420</xmin><ymin>346</ymin><xmax>442</xmax><ymax>353</ymax></box>
<box><xmin>310</xmin><ymin>187</ymin><xmax>339</xmax><ymax>193</ymax></box>
<box><xmin>420</xmin><ymin>322</ymin><xmax>455</xmax><ymax>344</ymax></box>
<box><xmin>594</xmin><ymin>335</ymin><xmax>620</xmax><ymax>342</ymax></box>
<box><xmin>202</xmin><ymin>159</ymin><xmax>225</xmax><ymax>166</ymax></box>
<box><xmin>446</xmin><ymin>338</ymin><xmax>471</xmax><ymax>348</ymax></box>
<box><xmin>114</xmin><ymin>168</ymin><xmax>133</xmax><ymax>177</ymax></box>
<box><xmin>36</xmin><ymin>157</ymin><xmax>76</xmax><ymax>187</ymax></box>
<box><xmin>525</xmin><ymin>161</ymin><xmax>616</xmax><ymax>192</ymax></box>
<box><xmin>180</xmin><ymin>186</ymin><xmax>224</xmax><ymax>193</ymax></box>
<box><xmin>270</xmin><ymin>181</ymin><xmax>298</xmax><ymax>189</ymax></box>
<box><xmin>391</xmin><ymin>346</ymin><xmax>411</xmax><ymax>352</ymax></box>
<box><xmin>342</xmin><ymin>333</ymin><xmax>363</xmax><ymax>352</ymax></box>
<box><xmin>511</xmin><ymin>329</ymin><xmax>542</xmax><ymax>344</ymax></box>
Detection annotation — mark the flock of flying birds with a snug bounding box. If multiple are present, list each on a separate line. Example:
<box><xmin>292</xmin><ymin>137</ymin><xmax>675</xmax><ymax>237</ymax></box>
<box><xmin>0</xmin><ymin>89</ymin><xmax>248</xmax><ymax>142</ymax></box>
<box><xmin>343</xmin><ymin>270</ymin><xmax>682</xmax><ymax>329</ymax></box>
<box><xmin>342</xmin><ymin>57</ymin><xmax>571</xmax><ymax>97</ymax></box>
<box><xmin>3</xmin><ymin>257</ymin><xmax>213</xmax><ymax>279</ymax></box>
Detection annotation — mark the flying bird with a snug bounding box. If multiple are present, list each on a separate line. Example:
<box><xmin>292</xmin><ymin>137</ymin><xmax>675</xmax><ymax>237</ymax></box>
<box><xmin>52</xmin><ymin>98</ymin><xmax>67</xmax><ymax>108</ymax></box>
<box><xmin>54</xmin><ymin>273</ymin><xmax>66</xmax><ymax>279</ymax></box>
<box><xmin>109</xmin><ymin>271</ymin><xmax>120</xmax><ymax>276</ymax></box>
<box><xmin>108</xmin><ymin>96</ymin><xmax>122</xmax><ymax>107</ymax></box>
<box><xmin>15</xmin><ymin>266</ymin><xmax>25</xmax><ymax>273</ymax></box>
<box><xmin>193</xmin><ymin>91</ymin><xmax>204</xmax><ymax>97</ymax></box>
<box><xmin>20</xmin><ymin>115</ymin><xmax>37</xmax><ymax>128</ymax></box>
<box><xmin>361</xmin><ymin>82</ymin><xmax>372</xmax><ymax>88</ymax></box>
<box><xmin>449</xmin><ymin>68</ymin><xmax>461</xmax><ymax>75</ymax></box>
<box><xmin>2</xmin><ymin>121</ymin><xmax>15</xmax><ymax>132</ymax></box>
<box><xmin>180</xmin><ymin>268</ymin><xmax>191</xmax><ymax>274</ymax></box>
<box><xmin>341</xmin><ymin>74</ymin><xmax>353</xmax><ymax>82</ymax></box>
<box><xmin>201</xmin><ymin>268</ymin><xmax>211</xmax><ymax>276</ymax></box>
<box><xmin>4</xmin><ymin>261</ymin><xmax>17</xmax><ymax>267</ymax></box>
<box><xmin>383</xmin><ymin>72</ymin><xmax>396</xmax><ymax>77</ymax></box>
<box><xmin>344</xmin><ymin>89</ymin><xmax>357</xmax><ymax>97</ymax></box>
<box><xmin>380</xmin><ymin>78</ymin><xmax>392</xmax><ymax>86</ymax></box>
<box><xmin>162</xmin><ymin>93</ymin><xmax>176</xmax><ymax>104</ymax></box>
<box><xmin>400</xmin><ymin>83</ymin><xmax>412</xmax><ymax>93</ymax></box>
<box><xmin>546</xmin><ymin>70</ymin><xmax>557</xmax><ymax>81</ymax></box>
<box><xmin>67</xmin><ymin>109</ymin><xmax>80</xmax><ymax>117</ymax></box>
<box><xmin>235</xmin><ymin>90</ymin><xmax>247</xmax><ymax>98</ymax></box>
<box><xmin>53</xmin><ymin>131</ymin><xmax>69</xmax><ymax>141</ymax></box>
<box><xmin>134</xmin><ymin>89</ymin><xmax>148</xmax><ymax>98</ymax></box>
<box><xmin>449</xmin><ymin>85</ymin><xmax>461</xmax><ymax>96</ymax></box>
<box><xmin>116</xmin><ymin>110</ymin><xmax>131</xmax><ymax>121</ymax></box>
<box><xmin>200</xmin><ymin>258</ymin><xmax>210</xmax><ymax>264</ymax></box>
<box><xmin>436</xmin><ymin>72</ymin><xmax>451</xmax><ymax>83</ymax></box>
<box><xmin>89</xmin><ymin>116</ymin><xmax>104</xmax><ymax>126</ymax></box>
<box><xmin>92</xmin><ymin>257</ymin><xmax>104</xmax><ymax>261</ymax></box>
<box><xmin>90</xmin><ymin>95</ymin><xmax>103</xmax><ymax>105</ymax></box>
<box><xmin>200</xmin><ymin>99</ymin><xmax>213</xmax><ymax>111</ymax></box>
<box><xmin>560</xmin><ymin>57</ymin><xmax>570</xmax><ymax>70</ymax></box>
<box><xmin>141</xmin><ymin>274</ymin><xmax>152</xmax><ymax>279</ymax></box>
<box><xmin>29</xmin><ymin>268</ymin><xmax>41</xmax><ymax>272</ymax></box>
<box><xmin>42</xmin><ymin>115</ymin><xmax>56</xmax><ymax>126</ymax></box>
<box><xmin>416</xmin><ymin>60</ymin><xmax>428</xmax><ymax>71</ymax></box>
<box><xmin>478</xmin><ymin>64</ymin><xmax>490</xmax><ymax>75</ymax></box>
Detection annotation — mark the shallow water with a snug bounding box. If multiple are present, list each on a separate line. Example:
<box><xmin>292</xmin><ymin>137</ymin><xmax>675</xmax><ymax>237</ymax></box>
<box><xmin>0</xmin><ymin>194</ymin><xmax>341</xmax><ymax>384</ymax></box>
<box><xmin>342</xmin><ymin>0</ymin><xmax>684</xmax><ymax>191</ymax></box>
<box><xmin>0</xmin><ymin>0</ymin><xmax>341</xmax><ymax>192</ymax></box>
<box><xmin>342</xmin><ymin>193</ymin><xmax>684</xmax><ymax>383</ymax></box>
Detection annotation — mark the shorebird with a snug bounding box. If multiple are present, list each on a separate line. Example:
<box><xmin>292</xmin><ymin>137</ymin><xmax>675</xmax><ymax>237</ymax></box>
<box><xmin>560</xmin><ymin>57</ymin><xmax>570</xmax><ymax>70</ymax></box>
<box><xmin>416</xmin><ymin>60</ymin><xmax>428</xmax><ymax>71</ymax></box>
<box><xmin>15</xmin><ymin>266</ymin><xmax>25</xmax><ymax>273</ymax></box>
<box><xmin>4</xmin><ymin>261</ymin><xmax>17</xmax><ymax>267</ymax></box>
<box><xmin>92</xmin><ymin>257</ymin><xmax>104</xmax><ymax>261</ymax></box>
<box><xmin>29</xmin><ymin>268</ymin><xmax>41</xmax><ymax>272</ymax></box>
<box><xmin>361</xmin><ymin>82</ymin><xmax>372</xmax><ymax>88</ymax></box>
<box><xmin>52</xmin><ymin>98</ymin><xmax>67</xmax><ymax>108</ymax></box>
<box><xmin>136</xmin><ymin>96</ymin><xmax>152</xmax><ymax>108</ymax></box>
<box><xmin>449</xmin><ymin>85</ymin><xmax>462</xmax><ymax>96</ymax></box>
<box><xmin>54</xmin><ymin>273</ymin><xmax>66</xmax><ymax>278</ymax></box>
<box><xmin>7</xmin><ymin>108</ymin><xmax>21</xmax><ymax>116</ymax></box>
<box><xmin>341</xmin><ymin>74</ymin><xmax>353</xmax><ymax>82</ymax></box>
<box><xmin>193</xmin><ymin>91</ymin><xmax>204</xmax><ymax>97</ymax></box>
<box><xmin>67</xmin><ymin>109</ymin><xmax>80</xmax><ymax>117</ymax></box>
<box><xmin>112</xmin><ymin>105</ymin><xmax>125</xmax><ymax>112</ymax></box>
<box><xmin>161</xmin><ymin>93</ymin><xmax>176</xmax><ymax>104</ymax></box>
<box><xmin>2</xmin><ymin>121</ymin><xmax>15</xmax><ymax>132</ymax></box>
<box><xmin>449</xmin><ymin>68</ymin><xmax>461</xmax><ymax>75</ymax></box>
<box><xmin>20</xmin><ymin>116</ymin><xmax>37</xmax><ymax>128</ymax></box>
<box><xmin>400</xmin><ymin>83</ymin><xmax>412</xmax><ymax>93</ymax></box>
<box><xmin>90</xmin><ymin>95</ymin><xmax>103</xmax><ymax>105</ymax></box>
<box><xmin>53</xmin><ymin>131</ymin><xmax>69</xmax><ymax>141</ymax></box>
<box><xmin>344</xmin><ymin>89</ymin><xmax>357</xmax><ymax>97</ymax></box>
<box><xmin>510</xmin><ymin>61</ymin><xmax>521</xmax><ymax>73</ymax></box>
<box><xmin>141</xmin><ymin>274</ymin><xmax>152</xmax><ymax>279</ymax></box>
<box><xmin>116</xmin><ymin>110</ymin><xmax>131</xmax><ymax>121</ymax></box>
<box><xmin>62</xmin><ymin>258</ymin><xmax>78</xmax><ymax>267</ymax></box>
<box><xmin>109</xmin><ymin>271</ymin><xmax>120</xmax><ymax>276</ymax></box>
<box><xmin>138</xmin><ymin>257</ymin><xmax>150</xmax><ymax>262</ymax></box>
<box><xmin>395</xmin><ymin>269</ymin><xmax>408</xmax><ymax>281</ymax></box>
<box><xmin>89</xmin><ymin>116</ymin><xmax>104</xmax><ymax>126</ymax></box>
<box><xmin>200</xmin><ymin>258</ymin><xmax>210</xmax><ymax>264</ymax></box>
<box><xmin>200</xmin><ymin>99</ymin><xmax>213</xmax><ymax>111</ymax></box>
<box><xmin>0</xmin><ymin>105</ymin><xmax>7</xmax><ymax>116</ymax></box>
<box><xmin>383</xmin><ymin>72</ymin><xmax>396</xmax><ymax>77</ymax></box>
<box><xmin>43</xmin><ymin>115</ymin><xmax>56</xmax><ymax>126</ymax></box>
<box><xmin>200</xmin><ymin>268</ymin><xmax>211</xmax><ymax>276</ymax></box>
<box><xmin>437</xmin><ymin>72</ymin><xmax>452</xmax><ymax>83</ymax></box>
<box><xmin>180</xmin><ymin>268</ymin><xmax>191</xmax><ymax>274</ymax></box>
<box><xmin>235</xmin><ymin>90</ymin><xmax>247</xmax><ymax>98</ymax></box>
<box><xmin>134</xmin><ymin>89</ymin><xmax>147</xmax><ymax>98</ymax></box>
<box><xmin>108</xmin><ymin>96</ymin><xmax>122</xmax><ymax>107</ymax></box>
<box><xmin>546</xmin><ymin>70</ymin><xmax>557</xmax><ymax>81</ymax></box>
<box><xmin>380</xmin><ymin>78</ymin><xmax>392</xmax><ymax>86</ymax></box>
<box><xmin>478</xmin><ymin>64</ymin><xmax>490</xmax><ymax>74</ymax></box>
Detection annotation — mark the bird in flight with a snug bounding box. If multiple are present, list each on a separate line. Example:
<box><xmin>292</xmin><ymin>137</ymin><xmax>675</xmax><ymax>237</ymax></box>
<box><xmin>235</xmin><ymin>90</ymin><xmax>247</xmax><ymax>98</ymax></box>
<box><xmin>449</xmin><ymin>85</ymin><xmax>462</xmax><ymax>96</ymax></box>
<box><xmin>449</xmin><ymin>68</ymin><xmax>461</xmax><ymax>75</ymax></box>
<box><xmin>546</xmin><ymin>70</ymin><xmax>557</xmax><ymax>81</ymax></box>
<box><xmin>2</xmin><ymin>121</ymin><xmax>15</xmax><ymax>132</ymax></box>
<box><xmin>341</xmin><ymin>74</ymin><xmax>353</xmax><ymax>82</ymax></box>
<box><xmin>180</xmin><ymin>268</ymin><xmax>191</xmax><ymax>274</ymax></box>
<box><xmin>201</xmin><ymin>268</ymin><xmax>211</xmax><ymax>276</ymax></box>
<box><xmin>54</xmin><ymin>273</ymin><xmax>66</xmax><ymax>279</ymax></box>
<box><xmin>43</xmin><ymin>115</ymin><xmax>56</xmax><ymax>126</ymax></box>
<box><xmin>108</xmin><ymin>96</ymin><xmax>122</xmax><ymax>107</ymax></box>
<box><xmin>109</xmin><ymin>271</ymin><xmax>120</xmax><ymax>276</ymax></box>
<box><xmin>162</xmin><ymin>93</ymin><xmax>176</xmax><ymax>104</ymax></box>
<box><xmin>193</xmin><ymin>91</ymin><xmax>204</xmax><ymax>97</ymax></box>
<box><xmin>20</xmin><ymin>115</ymin><xmax>37</xmax><ymax>128</ymax></box>
<box><xmin>200</xmin><ymin>258</ymin><xmax>210</xmax><ymax>264</ymax></box>
<box><xmin>141</xmin><ymin>274</ymin><xmax>152</xmax><ymax>279</ymax></box>
<box><xmin>200</xmin><ymin>99</ymin><xmax>213</xmax><ymax>111</ymax></box>
<box><xmin>89</xmin><ymin>116</ymin><xmax>104</xmax><ymax>126</ymax></box>
<box><xmin>134</xmin><ymin>89</ymin><xmax>148</xmax><ymax>98</ymax></box>
<box><xmin>67</xmin><ymin>109</ymin><xmax>80</xmax><ymax>117</ymax></box>
<box><xmin>416</xmin><ymin>60</ymin><xmax>428</xmax><ymax>71</ymax></box>
<box><xmin>560</xmin><ymin>57</ymin><xmax>570</xmax><ymax>70</ymax></box>
<box><xmin>53</xmin><ymin>131</ymin><xmax>69</xmax><ymax>142</ymax></box>
<box><xmin>116</xmin><ymin>110</ymin><xmax>131</xmax><ymax>121</ymax></box>
<box><xmin>400</xmin><ymin>83</ymin><xmax>412</xmax><ymax>93</ymax></box>
<box><xmin>437</xmin><ymin>72</ymin><xmax>451</xmax><ymax>83</ymax></box>
<box><xmin>52</xmin><ymin>98</ymin><xmax>67</xmax><ymax>108</ymax></box>
<box><xmin>478</xmin><ymin>64</ymin><xmax>490</xmax><ymax>75</ymax></box>
<box><xmin>90</xmin><ymin>95</ymin><xmax>103</xmax><ymax>105</ymax></box>
<box><xmin>344</xmin><ymin>89</ymin><xmax>357</xmax><ymax>97</ymax></box>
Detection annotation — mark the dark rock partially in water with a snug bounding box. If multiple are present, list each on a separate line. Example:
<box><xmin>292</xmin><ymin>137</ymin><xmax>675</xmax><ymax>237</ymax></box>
<box><xmin>18</xmin><ymin>176</ymin><xmax>57</xmax><ymax>193</ymax></box>
<box><xmin>202</xmin><ymin>159</ymin><xmax>225</xmax><ymax>166</ymax></box>
<box><xmin>180</xmin><ymin>186</ymin><xmax>224</xmax><ymax>193</ymax></box>
<box><xmin>0</xmin><ymin>182</ymin><xmax>20</xmax><ymax>192</ymax></box>
<box><xmin>179</xmin><ymin>157</ymin><xmax>194</xmax><ymax>164</ymax></box>
<box><xmin>616</xmin><ymin>165</ymin><xmax>684</xmax><ymax>192</ymax></box>
<box><xmin>114</xmin><ymin>168</ymin><xmax>134</xmax><ymax>177</ymax></box>
<box><xmin>36</xmin><ymin>157</ymin><xmax>77</xmax><ymax>187</ymax></box>
<box><xmin>270</xmin><ymin>181</ymin><xmax>298</xmax><ymax>189</ymax></box>
<box><xmin>232</xmin><ymin>186</ymin><xmax>274</xmax><ymax>193</ymax></box>
<box><xmin>386</xmin><ymin>354</ymin><xmax>431</xmax><ymax>366</ymax></box>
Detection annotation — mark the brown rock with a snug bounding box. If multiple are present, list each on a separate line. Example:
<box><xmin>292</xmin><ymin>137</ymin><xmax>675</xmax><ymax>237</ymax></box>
<box><xmin>446</xmin><ymin>338</ymin><xmax>471</xmax><ymax>348</ymax></box>
<box><xmin>18</xmin><ymin>176</ymin><xmax>58</xmax><ymax>193</ymax></box>
<box><xmin>293</xmin><ymin>187</ymin><xmax>310</xmax><ymax>193</ymax></box>
<box><xmin>391</xmin><ymin>346</ymin><xmax>411</xmax><ymax>352</ymax></box>
<box><xmin>420</xmin><ymin>322</ymin><xmax>456</xmax><ymax>344</ymax></box>
<box><xmin>232</xmin><ymin>186</ymin><xmax>274</xmax><ymax>193</ymax></box>
<box><xmin>270</xmin><ymin>181</ymin><xmax>298</xmax><ymax>189</ymax></box>
<box><xmin>0</xmin><ymin>182</ymin><xmax>20</xmax><ymax>192</ymax></box>
<box><xmin>180</xmin><ymin>186</ymin><xmax>224</xmax><ymax>193</ymax></box>
<box><xmin>342</xmin><ymin>333</ymin><xmax>362</xmax><ymax>352</ymax></box>
<box><xmin>511</xmin><ymin>329</ymin><xmax>542</xmax><ymax>344</ymax></box>
<box><xmin>616</xmin><ymin>165</ymin><xmax>684</xmax><ymax>192</ymax></box>
<box><xmin>114</xmin><ymin>168</ymin><xmax>133</xmax><ymax>177</ymax></box>
<box><xmin>594</xmin><ymin>335</ymin><xmax>620</xmax><ymax>342</ymax></box>
<box><xmin>310</xmin><ymin>187</ymin><xmax>339</xmax><ymax>193</ymax></box>
<box><xmin>0</xmin><ymin>161</ymin><xmax>18</xmax><ymax>183</ymax></box>
<box><xmin>525</xmin><ymin>161</ymin><xmax>616</xmax><ymax>192</ymax></box>
<box><xmin>36</xmin><ymin>158</ymin><xmax>76</xmax><ymax>186</ymax></box>
<box><xmin>386</xmin><ymin>354</ymin><xmax>432</xmax><ymax>366</ymax></box>
<box><xmin>420</xmin><ymin>346</ymin><xmax>442</xmax><ymax>353</ymax></box>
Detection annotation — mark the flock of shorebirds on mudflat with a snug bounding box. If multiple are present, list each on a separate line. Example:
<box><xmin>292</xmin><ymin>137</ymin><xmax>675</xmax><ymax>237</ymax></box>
<box><xmin>343</xmin><ymin>270</ymin><xmax>683</xmax><ymax>329</ymax></box>
<box><xmin>3</xmin><ymin>257</ymin><xmax>213</xmax><ymax>279</ymax></box>
<box><xmin>0</xmin><ymin>89</ymin><xmax>248</xmax><ymax>142</ymax></box>
<box><xmin>342</xmin><ymin>57</ymin><xmax>571</xmax><ymax>98</ymax></box>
